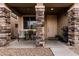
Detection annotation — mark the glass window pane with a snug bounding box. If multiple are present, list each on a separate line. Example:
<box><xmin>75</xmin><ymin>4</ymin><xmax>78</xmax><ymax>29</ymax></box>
<box><xmin>23</xmin><ymin>17</ymin><xmax>36</xmax><ymax>29</ymax></box>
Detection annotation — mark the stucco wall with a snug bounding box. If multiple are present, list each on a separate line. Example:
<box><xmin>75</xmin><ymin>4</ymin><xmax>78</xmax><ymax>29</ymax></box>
<box><xmin>18</xmin><ymin>16</ymin><xmax>23</xmax><ymax>32</ymax></box>
<box><xmin>11</xmin><ymin>15</ymin><xmax>18</xmax><ymax>38</ymax></box>
<box><xmin>18</xmin><ymin>14</ymin><xmax>69</xmax><ymax>40</ymax></box>
<box><xmin>18</xmin><ymin>15</ymin><xmax>57</xmax><ymax>39</ymax></box>
<box><xmin>57</xmin><ymin>13</ymin><xmax>68</xmax><ymax>36</ymax></box>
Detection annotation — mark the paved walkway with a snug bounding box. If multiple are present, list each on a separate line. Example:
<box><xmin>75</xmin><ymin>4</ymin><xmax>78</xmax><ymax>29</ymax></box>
<box><xmin>1</xmin><ymin>39</ymin><xmax>78</xmax><ymax>56</ymax></box>
<box><xmin>45</xmin><ymin>40</ymin><xmax>78</xmax><ymax>56</ymax></box>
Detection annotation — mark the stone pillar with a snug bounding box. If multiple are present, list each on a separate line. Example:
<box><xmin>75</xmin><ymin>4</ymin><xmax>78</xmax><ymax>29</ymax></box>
<box><xmin>35</xmin><ymin>3</ymin><xmax>45</xmax><ymax>47</ymax></box>
<box><xmin>68</xmin><ymin>4</ymin><xmax>79</xmax><ymax>46</ymax></box>
<box><xmin>0</xmin><ymin>4</ymin><xmax>11</xmax><ymax>46</ymax></box>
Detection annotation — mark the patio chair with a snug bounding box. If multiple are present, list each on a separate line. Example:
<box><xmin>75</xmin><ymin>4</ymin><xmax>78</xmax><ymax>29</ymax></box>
<box><xmin>24</xmin><ymin>31</ymin><xmax>29</xmax><ymax>40</ymax></box>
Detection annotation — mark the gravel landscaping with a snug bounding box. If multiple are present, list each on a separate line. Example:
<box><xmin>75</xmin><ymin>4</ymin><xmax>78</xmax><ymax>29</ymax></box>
<box><xmin>0</xmin><ymin>48</ymin><xmax>54</xmax><ymax>56</ymax></box>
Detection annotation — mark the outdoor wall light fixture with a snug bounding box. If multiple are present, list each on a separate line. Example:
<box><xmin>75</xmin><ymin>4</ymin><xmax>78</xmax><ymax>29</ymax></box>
<box><xmin>51</xmin><ymin>8</ymin><xmax>54</xmax><ymax>10</ymax></box>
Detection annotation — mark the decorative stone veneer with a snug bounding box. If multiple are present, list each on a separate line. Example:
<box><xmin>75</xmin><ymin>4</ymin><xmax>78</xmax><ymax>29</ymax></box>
<box><xmin>0</xmin><ymin>7</ymin><xmax>11</xmax><ymax>46</ymax></box>
<box><xmin>68</xmin><ymin>8</ymin><xmax>79</xmax><ymax>45</ymax></box>
<box><xmin>35</xmin><ymin>4</ymin><xmax>45</xmax><ymax>47</ymax></box>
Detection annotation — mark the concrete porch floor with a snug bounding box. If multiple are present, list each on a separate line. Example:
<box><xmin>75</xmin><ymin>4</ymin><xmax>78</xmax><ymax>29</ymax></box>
<box><xmin>4</xmin><ymin>39</ymin><xmax>35</xmax><ymax>48</ymax></box>
<box><xmin>45</xmin><ymin>40</ymin><xmax>78</xmax><ymax>56</ymax></box>
<box><xmin>1</xmin><ymin>39</ymin><xmax>78</xmax><ymax>56</ymax></box>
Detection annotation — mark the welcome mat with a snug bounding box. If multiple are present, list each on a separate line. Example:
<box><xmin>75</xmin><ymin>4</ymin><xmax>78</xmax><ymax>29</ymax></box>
<box><xmin>0</xmin><ymin>48</ymin><xmax>54</xmax><ymax>56</ymax></box>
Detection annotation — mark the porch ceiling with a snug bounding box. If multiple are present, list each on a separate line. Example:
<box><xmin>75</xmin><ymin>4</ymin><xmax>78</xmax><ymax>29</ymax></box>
<box><xmin>5</xmin><ymin>3</ymin><xmax>73</xmax><ymax>16</ymax></box>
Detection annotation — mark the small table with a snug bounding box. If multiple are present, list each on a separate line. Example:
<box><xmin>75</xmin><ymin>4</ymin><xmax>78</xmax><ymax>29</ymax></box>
<box><xmin>24</xmin><ymin>29</ymin><xmax>36</xmax><ymax>40</ymax></box>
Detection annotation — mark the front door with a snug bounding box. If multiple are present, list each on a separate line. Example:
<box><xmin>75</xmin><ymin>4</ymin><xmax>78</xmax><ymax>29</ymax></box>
<box><xmin>46</xmin><ymin>15</ymin><xmax>57</xmax><ymax>38</ymax></box>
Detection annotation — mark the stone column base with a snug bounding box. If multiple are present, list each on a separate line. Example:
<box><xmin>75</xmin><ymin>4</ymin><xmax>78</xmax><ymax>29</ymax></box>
<box><xmin>36</xmin><ymin>39</ymin><xmax>45</xmax><ymax>47</ymax></box>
